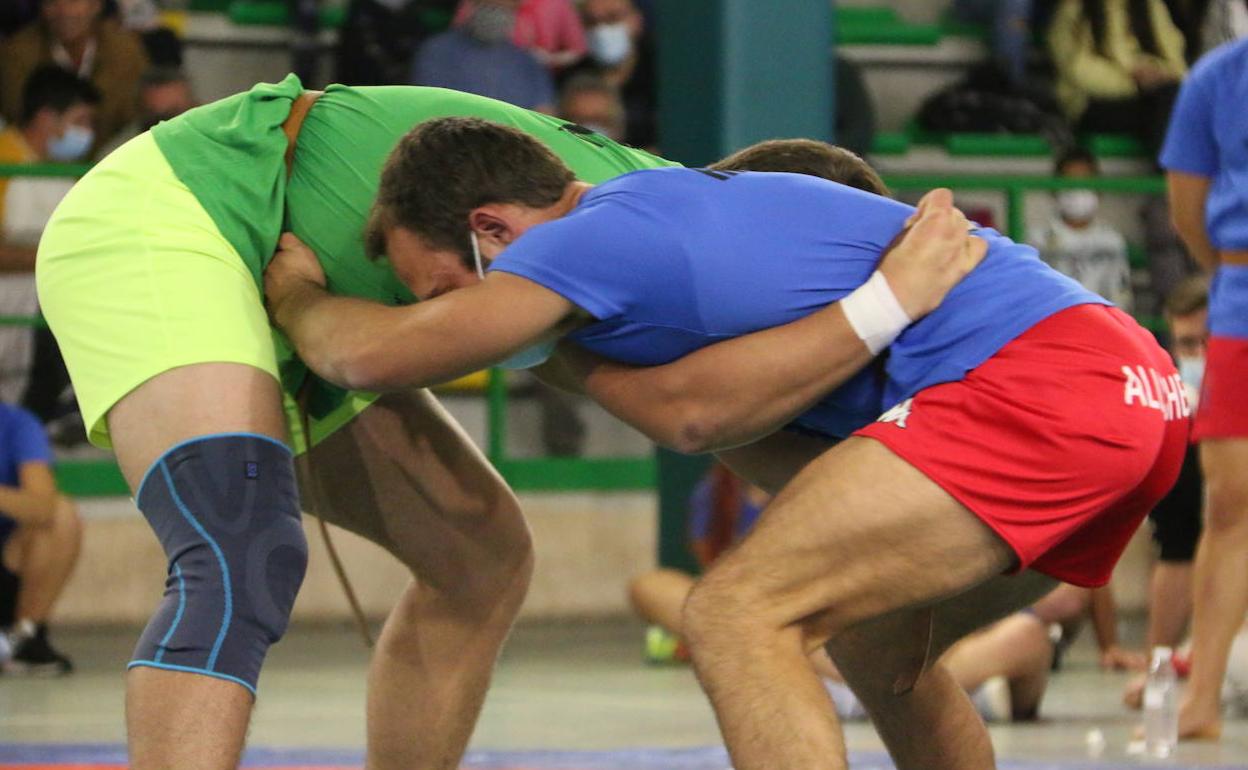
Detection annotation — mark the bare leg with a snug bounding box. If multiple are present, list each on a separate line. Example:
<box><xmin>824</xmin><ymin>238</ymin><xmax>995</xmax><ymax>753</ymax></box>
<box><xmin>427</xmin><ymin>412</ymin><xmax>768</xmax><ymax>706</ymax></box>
<box><xmin>833</xmin><ymin>622</ymin><xmax>995</xmax><ymax>770</ymax></box>
<box><xmin>109</xmin><ymin>363</ymin><xmax>290</xmax><ymax>770</ymax></box>
<box><xmin>1126</xmin><ymin>561</ymin><xmax>1195</xmax><ymax>709</ymax></box>
<box><xmin>1148</xmin><ymin>562</ymin><xmax>1194</xmax><ymax>648</ymax></box>
<box><xmin>1179</xmin><ymin>438</ymin><xmax>1248</xmax><ymax>739</ymax></box>
<box><xmin>12</xmin><ymin>495</ymin><xmax>82</xmax><ymax>622</ymax></box>
<box><xmin>682</xmin><ymin>437</ymin><xmax>1016</xmax><ymax>770</ymax></box>
<box><xmin>298</xmin><ymin>389</ymin><xmax>533</xmax><ymax>770</ymax></box>
<box><xmin>942</xmin><ymin>614</ymin><xmax>1053</xmax><ymax>719</ymax></box>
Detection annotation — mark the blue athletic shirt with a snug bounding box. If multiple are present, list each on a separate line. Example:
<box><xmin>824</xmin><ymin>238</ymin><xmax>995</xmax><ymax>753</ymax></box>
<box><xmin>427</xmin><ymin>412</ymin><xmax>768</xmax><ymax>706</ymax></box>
<box><xmin>490</xmin><ymin>168</ymin><xmax>1106</xmax><ymax>439</ymax></box>
<box><xmin>1159</xmin><ymin>39</ymin><xmax>1248</xmax><ymax>252</ymax></box>
<box><xmin>1159</xmin><ymin>40</ymin><xmax>1248</xmax><ymax>340</ymax></box>
<box><xmin>0</xmin><ymin>404</ymin><xmax>54</xmax><ymax>545</ymax></box>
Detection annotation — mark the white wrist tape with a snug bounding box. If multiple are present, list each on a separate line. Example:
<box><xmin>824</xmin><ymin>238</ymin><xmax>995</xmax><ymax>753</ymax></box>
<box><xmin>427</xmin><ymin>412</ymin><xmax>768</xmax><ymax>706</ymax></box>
<box><xmin>840</xmin><ymin>271</ymin><xmax>912</xmax><ymax>355</ymax></box>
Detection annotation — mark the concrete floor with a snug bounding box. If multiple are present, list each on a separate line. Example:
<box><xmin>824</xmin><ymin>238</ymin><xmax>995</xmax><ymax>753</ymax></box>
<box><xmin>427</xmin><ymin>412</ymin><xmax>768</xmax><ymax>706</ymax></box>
<box><xmin>2</xmin><ymin>620</ymin><xmax>1246</xmax><ymax>767</ymax></box>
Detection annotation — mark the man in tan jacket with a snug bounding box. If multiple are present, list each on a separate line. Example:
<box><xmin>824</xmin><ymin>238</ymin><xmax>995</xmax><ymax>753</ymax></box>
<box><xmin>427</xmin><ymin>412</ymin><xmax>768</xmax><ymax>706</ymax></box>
<box><xmin>1</xmin><ymin>0</ymin><xmax>148</xmax><ymax>156</ymax></box>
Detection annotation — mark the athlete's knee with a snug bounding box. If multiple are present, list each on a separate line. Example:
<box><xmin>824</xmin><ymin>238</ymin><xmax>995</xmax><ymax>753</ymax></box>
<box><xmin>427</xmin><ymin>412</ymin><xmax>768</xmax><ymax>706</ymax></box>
<box><xmin>683</xmin><ymin>566</ymin><xmax>776</xmax><ymax>655</ymax></box>
<box><xmin>129</xmin><ymin>434</ymin><xmax>308</xmax><ymax>694</ymax></box>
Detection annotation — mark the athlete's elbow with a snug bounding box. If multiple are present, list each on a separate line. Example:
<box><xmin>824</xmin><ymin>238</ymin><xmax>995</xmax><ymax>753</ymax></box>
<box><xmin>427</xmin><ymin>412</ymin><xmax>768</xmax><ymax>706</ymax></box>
<box><xmin>664</xmin><ymin>408</ymin><xmax>727</xmax><ymax>455</ymax></box>
<box><xmin>335</xmin><ymin>344</ymin><xmax>404</xmax><ymax>392</ymax></box>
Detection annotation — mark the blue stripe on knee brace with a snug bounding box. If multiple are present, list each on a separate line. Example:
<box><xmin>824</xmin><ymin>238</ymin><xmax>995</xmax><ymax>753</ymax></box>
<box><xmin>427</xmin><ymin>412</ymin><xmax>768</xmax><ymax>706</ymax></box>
<box><xmin>129</xmin><ymin>433</ymin><xmax>308</xmax><ymax>694</ymax></box>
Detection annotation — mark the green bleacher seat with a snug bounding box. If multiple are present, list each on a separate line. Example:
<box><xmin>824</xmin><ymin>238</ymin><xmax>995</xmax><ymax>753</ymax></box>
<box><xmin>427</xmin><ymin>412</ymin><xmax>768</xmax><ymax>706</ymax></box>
<box><xmin>1127</xmin><ymin>244</ymin><xmax>1149</xmax><ymax>270</ymax></box>
<box><xmin>228</xmin><ymin>0</ymin><xmax>346</xmax><ymax>28</ymax></box>
<box><xmin>834</xmin><ymin>5</ymin><xmax>941</xmax><ymax>46</ymax></box>
<box><xmin>870</xmin><ymin>132</ymin><xmax>910</xmax><ymax>155</ymax></box>
<box><xmin>1085</xmin><ymin>133</ymin><xmax>1148</xmax><ymax>159</ymax></box>
<box><xmin>837</xmin><ymin>22</ymin><xmax>942</xmax><ymax>46</ymax></box>
<box><xmin>835</xmin><ymin>6</ymin><xmax>900</xmax><ymax>27</ymax></box>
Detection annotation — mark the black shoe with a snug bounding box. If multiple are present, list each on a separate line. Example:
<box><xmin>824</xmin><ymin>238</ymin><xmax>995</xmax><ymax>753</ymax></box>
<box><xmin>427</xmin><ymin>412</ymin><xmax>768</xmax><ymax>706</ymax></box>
<box><xmin>6</xmin><ymin>625</ymin><xmax>73</xmax><ymax>676</ymax></box>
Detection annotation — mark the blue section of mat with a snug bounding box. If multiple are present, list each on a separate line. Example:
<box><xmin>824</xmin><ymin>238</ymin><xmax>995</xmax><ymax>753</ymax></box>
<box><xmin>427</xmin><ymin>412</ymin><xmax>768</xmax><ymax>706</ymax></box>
<box><xmin>1</xmin><ymin>743</ymin><xmax>1244</xmax><ymax>769</ymax></box>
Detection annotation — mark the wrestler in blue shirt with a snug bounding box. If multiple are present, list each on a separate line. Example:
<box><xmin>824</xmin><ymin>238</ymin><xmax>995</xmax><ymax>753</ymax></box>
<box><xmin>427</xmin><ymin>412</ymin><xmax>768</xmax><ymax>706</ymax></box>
<box><xmin>489</xmin><ymin>167</ymin><xmax>1105</xmax><ymax>438</ymax></box>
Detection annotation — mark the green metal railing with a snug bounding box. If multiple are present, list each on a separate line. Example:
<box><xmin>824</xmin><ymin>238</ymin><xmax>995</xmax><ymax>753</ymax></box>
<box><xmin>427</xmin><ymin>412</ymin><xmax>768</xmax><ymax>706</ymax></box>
<box><xmin>2</xmin><ymin>165</ymin><xmax>1166</xmax><ymax>496</ymax></box>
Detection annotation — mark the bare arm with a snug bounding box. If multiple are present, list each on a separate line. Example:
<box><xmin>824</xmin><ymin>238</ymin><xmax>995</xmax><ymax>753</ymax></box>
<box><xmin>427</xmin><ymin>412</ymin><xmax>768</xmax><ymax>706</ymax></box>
<box><xmin>0</xmin><ymin>462</ymin><xmax>58</xmax><ymax>528</ymax></box>
<box><xmin>1091</xmin><ymin>584</ymin><xmax>1146</xmax><ymax>670</ymax></box>
<box><xmin>1167</xmin><ymin>171</ymin><xmax>1218</xmax><ymax>270</ymax></box>
<box><xmin>556</xmin><ymin>306</ymin><xmax>871</xmax><ymax>453</ymax></box>
<box><xmin>546</xmin><ymin>193</ymin><xmax>986</xmax><ymax>453</ymax></box>
<box><xmin>266</xmin><ymin>234</ymin><xmax>576</xmax><ymax>391</ymax></box>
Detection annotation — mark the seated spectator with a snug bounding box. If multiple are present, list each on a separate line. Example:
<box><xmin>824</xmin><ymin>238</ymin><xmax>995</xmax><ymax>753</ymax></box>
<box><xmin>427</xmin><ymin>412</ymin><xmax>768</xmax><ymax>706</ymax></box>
<box><xmin>0</xmin><ymin>402</ymin><xmax>81</xmax><ymax>675</ymax></box>
<box><xmin>97</xmin><ymin>66</ymin><xmax>195</xmax><ymax>156</ymax></box>
<box><xmin>0</xmin><ymin>68</ymin><xmax>98</xmax><ymax>406</ymax></box>
<box><xmin>1047</xmin><ymin>0</ymin><xmax>1187</xmax><ymax>159</ymax></box>
<box><xmin>452</xmin><ymin>0</ymin><xmax>585</xmax><ymax>69</ymax></box>
<box><xmin>1122</xmin><ymin>275</ymin><xmax>1207</xmax><ymax>707</ymax></box>
<box><xmin>1</xmin><ymin>0</ymin><xmax>149</xmax><ymax>155</ymax></box>
<box><xmin>411</xmin><ymin>0</ymin><xmax>555</xmax><ymax>112</ymax></box>
<box><xmin>558</xmin><ymin>73</ymin><xmax>625</xmax><ymax>142</ymax></box>
<box><xmin>1028</xmin><ymin>146</ymin><xmax>1134</xmax><ymax>311</ymax></box>
<box><xmin>576</xmin><ymin>0</ymin><xmax>656</xmax><ymax>148</ymax></box>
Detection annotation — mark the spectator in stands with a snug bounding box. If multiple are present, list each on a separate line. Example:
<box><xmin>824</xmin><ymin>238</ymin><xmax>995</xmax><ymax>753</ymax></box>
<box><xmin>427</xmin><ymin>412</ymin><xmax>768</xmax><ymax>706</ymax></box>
<box><xmin>452</xmin><ymin>0</ymin><xmax>585</xmax><ymax>69</ymax></box>
<box><xmin>558</xmin><ymin>73</ymin><xmax>625</xmax><ymax>141</ymax></box>
<box><xmin>98</xmin><ymin>66</ymin><xmax>195</xmax><ymax>156</ymax></box>
<box><xmin>0</xmin><ymin>402</ymin><xmax>81</xmax><ymax>675</ymax></box>
<box><xmin>0</xmin><ymin>68</ymin><xmax>98</xmax><ymax>407</ymax></box>
<box><xmin>1122</xmin><ymin>275</ymin><xmax>1207</xmax><ymax>707</ymax></box>
<box><xmin>411</xmin><ymin>0</ymin><xmax>555</xmax><ymax>112</ymax></box>
<box><xmin>1048</xmin><ymin>0</ymin><xmax>1187</xmax><ymax>159</ymax></box>
<box><xmin>576</xmin><ymin>0</ymin><xmax>657</xmax><ymax>148</ymax></box>
<box><xmin>0</xmin><ymin>0</ymin><xmax>148</xmax><ymax>155</ymax></box>
<box><xmin>336</xmin><ymin>0</ymin><xmax>457</xmax><ymax>86</ymax></box>
<box><xmin>1029</xmin><ymin>146</ymin><xmax>1134</xmax><ymax>311</ymax></box>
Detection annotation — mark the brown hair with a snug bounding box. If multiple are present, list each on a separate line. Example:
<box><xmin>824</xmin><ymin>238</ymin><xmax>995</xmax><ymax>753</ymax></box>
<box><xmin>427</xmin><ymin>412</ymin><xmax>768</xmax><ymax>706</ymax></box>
<box><xmin>709</xmin><ymin>139</ymin><xmax>890</xmax><ymax>197</ymax></box>
<box><xmin>367</xmin><ymin>117</ymin><xmax>576</xmax><ymax>263</ymax></box>
<box><xmin>1164</xmin><ymin>275</ymin><xmax>1209</xmax><ymax>318</ymax></box>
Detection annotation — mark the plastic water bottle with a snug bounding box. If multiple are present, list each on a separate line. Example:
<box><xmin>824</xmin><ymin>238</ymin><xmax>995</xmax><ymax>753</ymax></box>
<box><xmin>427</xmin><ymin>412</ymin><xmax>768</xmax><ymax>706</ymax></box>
<box><xmin>1144</xmin><ymin>646</ymin><xmax>1179</xmax><ymax>758</ymax></box>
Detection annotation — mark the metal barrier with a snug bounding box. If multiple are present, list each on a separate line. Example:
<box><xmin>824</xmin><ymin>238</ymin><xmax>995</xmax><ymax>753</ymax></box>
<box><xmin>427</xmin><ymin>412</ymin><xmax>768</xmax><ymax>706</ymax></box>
<box><xmin>0</xmin><ymin>166</ymin><xmax>1168</xmax><ymax>496</ymax></box>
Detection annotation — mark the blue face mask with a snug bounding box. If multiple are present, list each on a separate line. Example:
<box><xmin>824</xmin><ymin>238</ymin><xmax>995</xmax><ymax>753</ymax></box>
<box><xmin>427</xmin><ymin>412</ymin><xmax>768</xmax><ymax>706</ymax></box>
<box><xmin>1178</xmin><ymin>356</ymin><xmax>1204</xmax><ymax>394</ymax></box>
<box><xmin>470</xmin><ymin>230</ymin><xmax>557</xmax><ymax>370</ymax></box>
<box><xmin>48</xmin><ymin>125</ymin><xmax>93</xmax><ymax>161</ymax></box>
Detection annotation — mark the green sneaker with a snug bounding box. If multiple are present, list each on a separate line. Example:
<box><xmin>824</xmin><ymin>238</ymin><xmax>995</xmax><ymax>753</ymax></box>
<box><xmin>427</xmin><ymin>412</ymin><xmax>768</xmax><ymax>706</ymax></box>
<box><xmin>643</xmin><ymin>625</ymin><xmax>688</xmax><ymax>665</ymax></box>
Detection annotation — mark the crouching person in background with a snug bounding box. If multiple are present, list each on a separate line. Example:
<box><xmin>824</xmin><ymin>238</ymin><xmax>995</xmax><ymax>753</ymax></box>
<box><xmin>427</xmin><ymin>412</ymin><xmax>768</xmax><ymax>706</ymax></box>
<box><xmin>0</xmin><ymin>401</ymin><xmax>81</xmax><ymax>674</ymax></box>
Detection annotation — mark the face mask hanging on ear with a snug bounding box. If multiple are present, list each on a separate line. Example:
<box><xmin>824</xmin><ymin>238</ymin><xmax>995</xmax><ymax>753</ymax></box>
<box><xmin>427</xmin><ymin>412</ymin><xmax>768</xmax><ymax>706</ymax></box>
<box><xmin>470</xmin><ymin>230</ymin><xmax>557</xmax><ymax>370</ymax></box>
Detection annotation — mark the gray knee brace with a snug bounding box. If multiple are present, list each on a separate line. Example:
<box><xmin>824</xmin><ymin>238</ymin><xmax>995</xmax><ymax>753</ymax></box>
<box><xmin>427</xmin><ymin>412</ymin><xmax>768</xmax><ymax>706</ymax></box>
<box><xmin>129</xmin><ymin>433</ymin><xmax>308</xmax><ymax>695</ymax></box>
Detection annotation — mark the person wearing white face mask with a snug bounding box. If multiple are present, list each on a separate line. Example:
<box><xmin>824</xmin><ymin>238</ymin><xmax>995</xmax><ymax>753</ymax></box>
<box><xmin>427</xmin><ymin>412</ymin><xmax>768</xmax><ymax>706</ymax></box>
<box><xmin>1028</xmin><ymin>146</ymin><xmax>1134</xmax><ymax>312</ymax></box>
<box><xmin>0</xmin><ymin>67</ymin><xmax>97</xmax><ymax>405</ymax></box>
<box><xmin>575</xmin><ymin>0</ymin><xmax>655</xmax><ymax>147</ymax></box>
